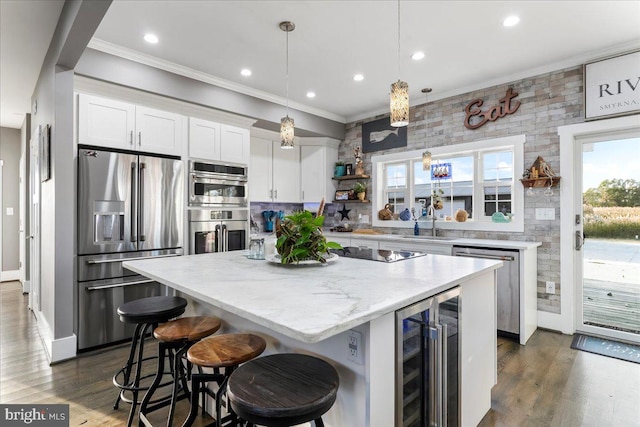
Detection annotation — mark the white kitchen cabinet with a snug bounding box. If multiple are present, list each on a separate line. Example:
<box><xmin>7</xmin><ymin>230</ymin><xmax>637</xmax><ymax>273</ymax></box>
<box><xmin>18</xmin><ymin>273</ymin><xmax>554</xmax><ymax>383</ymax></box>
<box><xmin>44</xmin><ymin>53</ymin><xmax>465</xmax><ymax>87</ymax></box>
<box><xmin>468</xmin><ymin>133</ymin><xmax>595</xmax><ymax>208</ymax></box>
<box><xmin>189</xmin><ymin>117</ymin><xmax>220</xmax><ymax>160</ymax></box>
<box><xmin>220</xmin><ymin>124</ymin><xmax>250</xmax><ymax>165</ymax></box>
<box><xmin>380</xmin><ymin>240</ymin><xmax>452</xmax><ymax>255</ymax></box>
<box><xmin>78</xmin><ymin>93</ymin><xmax>184</xmax><ymax>157</ymax></box>
<box><xmin>135</xmin><ymin>106</ymin><xmax>183</xmax><ymax>156</ymax></box>
<box><xmin>78</xmin><ymin>94</ymin><xmax>135</xmax><ymax>150</ymax></box>
<box><xmin>300</xmin><ymin>144</ymin><xmax>338</xmax><ymax>203</ymax></box>
<box><xmin>190</xmin><ymin>120</ymin><xmax>250</xmax><ymax>165</ymax></box>
<box><xmin>249</xmin><ymin>137</ymin><xmax>300</xmax><ymax>202</ymax></box>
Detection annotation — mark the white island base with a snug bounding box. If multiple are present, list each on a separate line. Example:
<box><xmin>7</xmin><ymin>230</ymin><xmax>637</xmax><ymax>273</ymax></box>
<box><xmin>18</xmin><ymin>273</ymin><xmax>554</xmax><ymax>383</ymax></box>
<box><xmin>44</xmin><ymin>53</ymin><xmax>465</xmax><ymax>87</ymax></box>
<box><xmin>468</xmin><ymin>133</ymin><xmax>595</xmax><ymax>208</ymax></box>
<box><xmin>124</xmin><ymin>252</ymin><xmax>499</xmax><ymax>427</ymax></box>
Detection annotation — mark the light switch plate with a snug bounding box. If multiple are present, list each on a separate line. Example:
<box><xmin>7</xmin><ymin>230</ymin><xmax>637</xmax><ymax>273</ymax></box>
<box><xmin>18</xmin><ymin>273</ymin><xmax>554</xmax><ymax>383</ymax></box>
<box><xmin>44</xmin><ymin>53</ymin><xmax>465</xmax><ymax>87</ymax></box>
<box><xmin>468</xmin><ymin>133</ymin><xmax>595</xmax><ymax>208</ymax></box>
<box><xmin>6</xmin><ymin>207</ymin><xmax>13</xmax><ymax>216</ymax></box>
<box><xmin>535</xmin><ymin>208</ymin><xmax>555</xmax><ymax>220</ymax></box>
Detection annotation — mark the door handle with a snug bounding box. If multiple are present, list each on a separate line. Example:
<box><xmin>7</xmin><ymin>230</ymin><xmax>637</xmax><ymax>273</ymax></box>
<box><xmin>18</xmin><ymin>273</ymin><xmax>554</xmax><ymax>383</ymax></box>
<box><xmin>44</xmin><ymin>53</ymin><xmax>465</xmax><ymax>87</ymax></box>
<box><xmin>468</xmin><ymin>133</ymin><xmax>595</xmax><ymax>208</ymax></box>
<box><xmin>131</xmin><ymin>162</ymin><xmax>137</xmax><ymax>242</ymax></box>
<box><xmin>86</xmin><ymin>279</ymin><xmax>155</xmax><ymax>291</ymax></box>
<box><xmin>222</xmin><ymin>224</ymin><xmax>228</xmax><ymax>252</ymax></box>
<box><xmin>215</xmin><ymin>224</ymin><xmax>221</xmax><ymax>252</ymax></box>
<box><xmin>138</xmin><ymin>131</ymin><xmax>142</xmax><ymax>146</ymax></box>
<box><xmin>86</xmin><ymin>254</ymin><xmax>180</xmax><ymax>264</ymax></box>
<box><xmin>26</xmin><ymin>235</ymin><xmax>34</xmax><ymax>240</ymax></box>
<box><xmin>129</xmin><ymin>130</ymin><xmax>133</xmax><ymax>146</ymax></box>
<box><xmin>274</xmin><ymin>189</ymin><xmax>278</xmax><ymax>199</ymax></box>
<box><xmin>575</xmin><ymin>230</ymin><xmax>584</xmax><ymax>251</ymax></box>
<box><xmin>139</xmin><ymin>162</ymin><xmax>146</xmax><ymax>242</ymax></box>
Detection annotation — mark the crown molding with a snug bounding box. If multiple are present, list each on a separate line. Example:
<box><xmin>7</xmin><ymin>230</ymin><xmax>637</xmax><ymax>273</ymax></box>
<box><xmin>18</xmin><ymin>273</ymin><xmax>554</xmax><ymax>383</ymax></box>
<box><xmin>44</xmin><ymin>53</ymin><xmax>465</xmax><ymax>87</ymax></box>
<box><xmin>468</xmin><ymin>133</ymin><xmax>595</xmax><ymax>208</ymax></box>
<box><xmin>87</xmin><ymin>38</ymin><xmax>346</xmax><ymax>124</ymax></box>
<box><xmin>346</xmin><ymin>40</ymin><xmax>640</xmax><ymax>124</ymax></box>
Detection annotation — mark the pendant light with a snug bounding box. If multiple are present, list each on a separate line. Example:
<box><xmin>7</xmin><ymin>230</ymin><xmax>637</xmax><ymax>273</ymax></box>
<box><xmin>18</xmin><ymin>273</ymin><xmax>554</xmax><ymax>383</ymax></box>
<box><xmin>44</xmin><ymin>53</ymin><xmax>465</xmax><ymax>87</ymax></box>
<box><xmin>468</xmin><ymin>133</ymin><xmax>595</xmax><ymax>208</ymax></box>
<box><xmin>421</xmin><ymin>88</ymin><xmax>432</xmax><ymax>171</ymax></box>
<box><xmin>280</xmin><ymin>21</ymin><xmax>295</xmax><ymax>149</ymax></box>
<box><xmin>390</xmin><ymin>0</ymin><xmax>409</xmax><ymax>127</ymax></box>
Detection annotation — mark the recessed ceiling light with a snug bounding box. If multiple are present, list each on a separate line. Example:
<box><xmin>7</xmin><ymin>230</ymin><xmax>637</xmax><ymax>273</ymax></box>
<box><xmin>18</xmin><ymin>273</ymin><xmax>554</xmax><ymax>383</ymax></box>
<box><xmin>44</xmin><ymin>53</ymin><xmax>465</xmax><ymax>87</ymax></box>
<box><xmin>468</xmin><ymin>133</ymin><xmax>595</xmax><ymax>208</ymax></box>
<box><xmin>353</xmin><ymin>74</ymin><xmax>364</xmax><ymax>82</ymax></box>
<box><xmin>143</xmin><ymin>33</ymin><xmax>159</xmax><ymax>44</ymax></box>
<box><xmin>240</xmin><ymin>68</ymin><xmax>252</xmax><ymax>77</ymax></box>
<box><xmin>306</xmin><ymin>91</ymin><xmax>316</xmax><ymax>98</ymax></box>
<box><xmin>411</xmin><ymin>51</ymin><xmax>425</xmax><ymax>61</ymax></box>
<box><xmin>503</xmin><ymin>16</ymin><xmax>520</xmax><ymax>27</ymax></box>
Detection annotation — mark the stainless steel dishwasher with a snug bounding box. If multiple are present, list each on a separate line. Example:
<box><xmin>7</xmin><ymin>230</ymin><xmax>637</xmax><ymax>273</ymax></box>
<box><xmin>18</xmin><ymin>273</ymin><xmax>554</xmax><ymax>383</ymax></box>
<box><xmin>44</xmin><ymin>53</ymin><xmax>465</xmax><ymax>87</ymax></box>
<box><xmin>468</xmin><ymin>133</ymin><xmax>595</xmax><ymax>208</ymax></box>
<box><xmin>452</xmin><ymin>246</ymin><xmax>520</xmax><ymax>339</ymax></box>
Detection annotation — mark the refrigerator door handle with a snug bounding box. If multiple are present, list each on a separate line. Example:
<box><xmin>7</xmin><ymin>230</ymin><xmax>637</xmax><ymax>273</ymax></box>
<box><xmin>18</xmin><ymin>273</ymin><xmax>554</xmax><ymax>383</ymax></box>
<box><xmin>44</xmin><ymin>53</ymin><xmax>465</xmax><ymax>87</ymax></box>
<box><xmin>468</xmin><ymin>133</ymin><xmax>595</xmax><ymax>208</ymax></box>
<box><xmin>130</xmin><ymin>162</ymin><xmax>138</xmax><ymax>242</ymax></box>
<box><xmin>139</xmin><ymin>162</ymin><xmax>146</xmax><ymax>242</ymax></box>
<box><xmin>86</xmin><ymin>279</ymin><xmax>155</xmax><ymax>291</ymax></box>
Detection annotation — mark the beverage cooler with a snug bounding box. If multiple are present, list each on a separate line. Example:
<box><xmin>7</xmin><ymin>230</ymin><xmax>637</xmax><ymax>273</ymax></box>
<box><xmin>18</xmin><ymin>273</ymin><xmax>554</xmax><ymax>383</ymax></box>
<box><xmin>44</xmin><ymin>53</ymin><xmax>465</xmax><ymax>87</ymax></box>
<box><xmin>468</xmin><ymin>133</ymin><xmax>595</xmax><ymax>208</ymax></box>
<box><xmin>396</xmin><ymin>287</ymin><xmax>460</xmax><ymax>427</ymax></box>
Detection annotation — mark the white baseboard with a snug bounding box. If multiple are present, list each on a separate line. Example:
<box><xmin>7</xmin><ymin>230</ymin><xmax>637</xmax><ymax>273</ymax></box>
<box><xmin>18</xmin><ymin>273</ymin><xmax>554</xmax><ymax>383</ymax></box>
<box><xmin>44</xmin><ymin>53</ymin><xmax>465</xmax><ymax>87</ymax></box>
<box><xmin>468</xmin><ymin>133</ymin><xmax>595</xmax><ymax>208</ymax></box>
<box><xmin>33</xmin><ymin>309</ymin><xmax>77</xmax><ymax>364</ymax></box>
<box><xmin>538</xmin><ymin>311</ymin><xmax>574</xmax><ymax>335</ymax></box>
<box><xmin>0</xmin><ymin>270</ymin><xmax>20</xmax><ymax>282</ymax></box>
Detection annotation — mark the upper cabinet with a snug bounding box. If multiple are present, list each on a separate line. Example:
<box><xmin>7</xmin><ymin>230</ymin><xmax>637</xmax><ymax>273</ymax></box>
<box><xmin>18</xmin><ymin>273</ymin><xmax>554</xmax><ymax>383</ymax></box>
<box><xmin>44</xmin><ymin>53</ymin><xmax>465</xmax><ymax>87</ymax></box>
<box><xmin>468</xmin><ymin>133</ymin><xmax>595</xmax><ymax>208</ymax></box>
<box><xmin>250</xmin><ymin>137</ymin><xmax>300</xmax><ymax>203</ymax></box>
<box><xmin>189</xmin><ymin>118</ymin><xmax>250</xmax><ymax>165</ymax></box>
<box><xmin>300</xmin><ymin>143</ymin><xmax>338</xmax><ymax>203</ymax></box>
<box><xmin>78</xmin><ymin>93</ymin><xmax>184</xmax><ymax>157</ymax></box>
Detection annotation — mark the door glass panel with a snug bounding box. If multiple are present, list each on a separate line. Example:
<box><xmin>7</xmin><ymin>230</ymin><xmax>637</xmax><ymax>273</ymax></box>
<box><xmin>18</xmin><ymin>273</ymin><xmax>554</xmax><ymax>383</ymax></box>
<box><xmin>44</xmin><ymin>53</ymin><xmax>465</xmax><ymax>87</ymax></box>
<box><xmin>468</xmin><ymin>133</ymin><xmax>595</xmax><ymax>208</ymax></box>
<box><xmin>581</xmin><ymin>137</ymin><xmax>640</xmax><ymax>336</ymax></box>
<box><xmin>194</xmin><ymin>231</ymin><xmax>218</xmax><ymax>254</ymax></box>
<box><xmin>400</xmin><ymin>309</ymin><xmax>430</xmax><ymax>427</ymax></box>
<box><xmin>226</xmin><ymin>230</ymin><xmax>246</xmax><ymax>251</ymax></box>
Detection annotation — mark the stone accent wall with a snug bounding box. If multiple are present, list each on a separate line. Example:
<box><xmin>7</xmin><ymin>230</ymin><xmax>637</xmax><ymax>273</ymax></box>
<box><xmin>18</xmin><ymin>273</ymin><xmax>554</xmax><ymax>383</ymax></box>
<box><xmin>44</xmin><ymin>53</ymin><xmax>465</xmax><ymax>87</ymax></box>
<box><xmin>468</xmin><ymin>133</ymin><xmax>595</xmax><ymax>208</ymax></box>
<box><xmin>338</xmin><ymin>66</ymin><xmax>584</xmax><ymax>314</ymax></box>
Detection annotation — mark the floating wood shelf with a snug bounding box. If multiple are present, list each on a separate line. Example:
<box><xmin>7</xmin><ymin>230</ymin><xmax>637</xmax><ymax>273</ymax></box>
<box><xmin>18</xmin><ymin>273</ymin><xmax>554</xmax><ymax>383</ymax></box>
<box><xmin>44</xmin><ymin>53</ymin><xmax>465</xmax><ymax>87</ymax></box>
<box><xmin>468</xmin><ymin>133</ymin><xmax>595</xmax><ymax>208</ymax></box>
<box><xmin>520</xmin><ymin>176</ymin><xmax>561</xmax><ymax>188</ymax></box>
<box><xmin>332</xmin><ymin>199</ymin><xmax>370</xmax><ymax>204</ymax></box>
<box><xmin>332</xmin><ymin>174</ymin><xmax>370</xmax><ymax>181</ymax></box>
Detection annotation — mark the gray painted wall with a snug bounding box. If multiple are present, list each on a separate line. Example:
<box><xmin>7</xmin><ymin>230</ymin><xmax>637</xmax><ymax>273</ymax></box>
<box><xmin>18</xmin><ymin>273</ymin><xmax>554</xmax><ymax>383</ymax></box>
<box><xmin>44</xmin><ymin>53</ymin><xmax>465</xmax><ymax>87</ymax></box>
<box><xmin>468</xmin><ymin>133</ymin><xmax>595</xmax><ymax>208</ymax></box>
<box><xmin>75</xmin><ymin>48</ymin><xmax>345</xmax><ymax>140</ymax></box>
<box><xmin>21</xmin><ymin>115</ymin><xmax>31</xmax><ymax>281</ymax></box>
<box><xmin>1</xmin><ymin>127</ymin><xmax>21</xmax><ymax>272</ymax></box>
<box><xmin>30</xmin><ymin>0</ymin><xmax>110</xmax><ymax>354</ymax></box>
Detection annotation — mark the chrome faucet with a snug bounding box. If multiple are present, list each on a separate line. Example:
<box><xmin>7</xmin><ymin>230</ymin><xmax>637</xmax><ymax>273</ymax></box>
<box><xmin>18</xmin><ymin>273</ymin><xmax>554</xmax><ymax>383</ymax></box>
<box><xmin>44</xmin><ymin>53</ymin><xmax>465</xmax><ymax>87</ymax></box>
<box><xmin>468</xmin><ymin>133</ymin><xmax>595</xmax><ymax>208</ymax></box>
<box><xmin>427</xmin><ymin>205</ymin><xmax>438</xmax><ymax>237</ymax></box>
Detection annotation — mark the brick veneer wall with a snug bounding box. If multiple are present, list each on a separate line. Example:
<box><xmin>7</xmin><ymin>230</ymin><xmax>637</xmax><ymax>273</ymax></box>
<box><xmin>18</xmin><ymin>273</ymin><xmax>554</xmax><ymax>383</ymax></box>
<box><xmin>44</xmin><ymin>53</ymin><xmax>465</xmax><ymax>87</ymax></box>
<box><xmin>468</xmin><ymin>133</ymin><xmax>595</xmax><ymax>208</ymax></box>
<box><xmin>339</xmin><ymin>66</ymin><xmax>584</xmax><ymax>314</ymax></box>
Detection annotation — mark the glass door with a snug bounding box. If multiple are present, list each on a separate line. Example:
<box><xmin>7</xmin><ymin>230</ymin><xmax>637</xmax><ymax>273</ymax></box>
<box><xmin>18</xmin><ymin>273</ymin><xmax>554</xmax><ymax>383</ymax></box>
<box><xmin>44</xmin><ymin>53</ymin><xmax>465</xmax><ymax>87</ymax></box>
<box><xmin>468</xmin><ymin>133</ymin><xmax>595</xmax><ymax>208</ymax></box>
<box><xmin>577</xmin><ymin>136</ymin><xmax>640</xmax><ymax>342</ymax></box>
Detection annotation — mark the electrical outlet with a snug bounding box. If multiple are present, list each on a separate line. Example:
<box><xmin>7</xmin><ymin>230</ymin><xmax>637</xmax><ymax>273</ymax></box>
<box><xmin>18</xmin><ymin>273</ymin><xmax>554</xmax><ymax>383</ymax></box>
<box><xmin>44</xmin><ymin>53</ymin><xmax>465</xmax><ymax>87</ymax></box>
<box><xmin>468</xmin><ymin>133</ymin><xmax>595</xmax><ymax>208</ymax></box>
<box><xmin>546</xmin><ymin>281</ymin><xmax>556</xmax><ymax>294</ymax></box>
<box><xmin>347</xmin><ymin>330</ymin><xmax>363</xmax><ymax>364</ymax></box>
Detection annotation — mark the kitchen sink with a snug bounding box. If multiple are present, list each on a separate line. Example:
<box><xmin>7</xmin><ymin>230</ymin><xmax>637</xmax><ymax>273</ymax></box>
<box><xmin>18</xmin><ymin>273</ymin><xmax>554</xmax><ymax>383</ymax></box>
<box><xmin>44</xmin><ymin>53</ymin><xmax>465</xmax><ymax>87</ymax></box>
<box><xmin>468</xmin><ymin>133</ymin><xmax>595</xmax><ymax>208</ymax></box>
<box><xmin>401</xmin><ymin>235</ymin><xmax>457</xmax><ymax>241</ymax></box>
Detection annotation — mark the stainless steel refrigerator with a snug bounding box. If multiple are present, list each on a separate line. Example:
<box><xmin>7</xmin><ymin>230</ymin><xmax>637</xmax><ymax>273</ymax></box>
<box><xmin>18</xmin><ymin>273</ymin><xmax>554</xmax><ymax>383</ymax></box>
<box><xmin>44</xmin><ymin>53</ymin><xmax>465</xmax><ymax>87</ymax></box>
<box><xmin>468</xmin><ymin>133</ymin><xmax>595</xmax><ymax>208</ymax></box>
<box><xmin>396</xmin><ymin>287</ymin><xmax>460</xmax><ymax>427</ymax></box>
<box><xmin>76</xmin><ymin>147</ymin><xmax>183</xmax><ymax>350</ymax></box>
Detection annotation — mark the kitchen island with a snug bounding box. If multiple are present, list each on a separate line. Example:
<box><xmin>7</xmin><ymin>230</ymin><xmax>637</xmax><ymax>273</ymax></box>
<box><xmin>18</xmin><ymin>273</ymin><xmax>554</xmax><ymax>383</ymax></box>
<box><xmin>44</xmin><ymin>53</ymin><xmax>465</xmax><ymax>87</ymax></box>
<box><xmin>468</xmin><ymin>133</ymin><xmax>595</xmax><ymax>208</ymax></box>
<box><xmin>124</xmin><ymin>251</ymin><xmax>501</xmax><ymax>427</ymax></box>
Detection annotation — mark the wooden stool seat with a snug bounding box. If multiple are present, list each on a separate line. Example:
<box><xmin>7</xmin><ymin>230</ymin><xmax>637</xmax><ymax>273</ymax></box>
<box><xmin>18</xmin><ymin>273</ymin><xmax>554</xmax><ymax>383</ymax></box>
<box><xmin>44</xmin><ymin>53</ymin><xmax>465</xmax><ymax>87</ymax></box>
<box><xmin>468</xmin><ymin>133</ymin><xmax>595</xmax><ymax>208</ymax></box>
<box><xmin>187</xmin><ymin>334</ymin><xmax>267</xmax><ymax>368</ymax></box>
<box><xmin>227</xmin><ymin>354</ymin><xmax>339</xmax><ymax>427</ymax></box>
<box><xmin>154</xmin><ymin>316</ymin><xmax>222</xmax><ymax>343</ymax></box>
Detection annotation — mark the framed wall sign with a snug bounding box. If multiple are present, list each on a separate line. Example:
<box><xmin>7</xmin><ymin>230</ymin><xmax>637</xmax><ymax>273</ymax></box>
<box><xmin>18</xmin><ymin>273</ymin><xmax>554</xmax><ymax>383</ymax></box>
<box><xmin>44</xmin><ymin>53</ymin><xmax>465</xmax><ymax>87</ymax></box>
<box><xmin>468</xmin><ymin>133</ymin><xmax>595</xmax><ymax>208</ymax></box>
<box><xmin>431</xmin><ymin>163</ymin><xmax>452</xmax><ymax>180</ymax></box>
<box><xmin>362</xmin><ymin>117</ymin><xmax>408</xmax><ymax>153</ymax></box>
<box><xmin>584</xmin><ymin>50</ymin><xmax>640</xmax><ymax>121</ymax></box>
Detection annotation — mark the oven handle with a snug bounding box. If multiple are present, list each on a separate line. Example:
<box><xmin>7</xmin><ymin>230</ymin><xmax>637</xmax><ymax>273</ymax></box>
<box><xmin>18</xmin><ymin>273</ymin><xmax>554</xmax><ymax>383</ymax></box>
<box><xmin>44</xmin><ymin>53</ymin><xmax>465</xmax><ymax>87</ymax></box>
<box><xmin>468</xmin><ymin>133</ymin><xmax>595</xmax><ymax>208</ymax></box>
<box><xmin>454</xmin><ymin>253</ymin><xmax>514</xmax><ymax>261</ymax></box>
<box><xmin>86</xmin><ymin>279</ymin><xmax>155</xmax><ymax>291</ymax></box>
<box><xmin>86</xmin><ymin>254</ymin><xmax>180</xmax><ymax>264</ymax></box>
<box><xmin>222</xmin><ymin>224</ymin><xmax>228</xmax><ymax>252</ymax></box>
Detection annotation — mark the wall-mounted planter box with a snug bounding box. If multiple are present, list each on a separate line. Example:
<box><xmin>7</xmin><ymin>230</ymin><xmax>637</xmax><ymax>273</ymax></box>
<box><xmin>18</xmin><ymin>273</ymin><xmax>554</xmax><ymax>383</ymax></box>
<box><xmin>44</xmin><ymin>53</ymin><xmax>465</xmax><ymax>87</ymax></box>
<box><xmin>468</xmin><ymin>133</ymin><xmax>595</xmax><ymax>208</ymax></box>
<box><xmin>520</xmin><ymin>176</ymin><xmax>561</xmax><ymax>188</ymax></box>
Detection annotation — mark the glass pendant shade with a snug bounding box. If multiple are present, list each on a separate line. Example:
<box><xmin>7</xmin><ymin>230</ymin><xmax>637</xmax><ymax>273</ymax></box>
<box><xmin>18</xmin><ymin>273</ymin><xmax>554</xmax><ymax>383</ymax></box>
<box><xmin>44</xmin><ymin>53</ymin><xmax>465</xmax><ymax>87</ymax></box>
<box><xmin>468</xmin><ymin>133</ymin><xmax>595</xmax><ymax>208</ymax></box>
<box><xmin>390</xmin><ymin>80</ymin><xmax>409</xmax><ymax>127</ymax></box>
<box><xmin>280</xmin><ymin>115</ymin><xmax>295</xmax><ymax>149</ymax></box>
<box><xmin>422</xmin><ymin>150</ymin><xmax>432</xmax><ymax>171</ymax></box>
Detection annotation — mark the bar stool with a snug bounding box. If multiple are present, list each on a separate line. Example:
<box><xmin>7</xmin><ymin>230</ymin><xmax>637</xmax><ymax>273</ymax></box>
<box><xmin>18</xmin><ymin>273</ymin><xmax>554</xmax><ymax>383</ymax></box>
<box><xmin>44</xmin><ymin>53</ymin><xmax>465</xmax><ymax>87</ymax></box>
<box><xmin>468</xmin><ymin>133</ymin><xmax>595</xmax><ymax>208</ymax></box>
<box><xmin>114</xmin><ymin>295</ymin><xmax>188</xmax><ymax>427</ymax></box>
<box><xmin>139</xmin><ymin>316</ymin><xmax>222</xmax><ymax>427</ymax></box>
<box><xmin>227</xmin><ymin>354</ymin><xmax>339</xmax><ymax>427</ymax></box>
<box><xmin>182</xmin><ymin>334</ymin><xmax>267</xmax><ymax>427</ymax></box>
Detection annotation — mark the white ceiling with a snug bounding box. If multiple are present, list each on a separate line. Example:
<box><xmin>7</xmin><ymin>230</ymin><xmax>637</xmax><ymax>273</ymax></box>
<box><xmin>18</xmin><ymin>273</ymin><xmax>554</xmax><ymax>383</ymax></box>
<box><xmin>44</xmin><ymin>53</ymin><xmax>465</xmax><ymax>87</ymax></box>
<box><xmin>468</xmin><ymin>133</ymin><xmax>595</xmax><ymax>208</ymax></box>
<box><xmin>90</xmin><ymin>0</ymin><xmax>640</xmax><ymax>124</ymax></box>
<box><xmin>2</xmin><ymin>1</ymin><xmax>639</xmax><ymax>130</ymax></box>
<box><xmin>0</xmin><ymin>0</ymin><xmax>65</xmax><ymax>129</ymax></box>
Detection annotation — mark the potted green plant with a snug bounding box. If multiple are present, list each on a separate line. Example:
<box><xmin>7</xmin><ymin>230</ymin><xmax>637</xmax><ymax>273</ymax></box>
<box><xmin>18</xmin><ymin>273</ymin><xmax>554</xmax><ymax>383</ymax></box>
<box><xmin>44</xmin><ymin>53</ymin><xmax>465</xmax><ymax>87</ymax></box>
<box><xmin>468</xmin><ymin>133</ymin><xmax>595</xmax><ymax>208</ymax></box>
<box><xmin>276</xmin><ymin>211</ymin><xmax>342</xmax><ymax>264</ymax></box>
<box><xmin>353</xmin><ymin>181</ymin><xmax>367</xmax><ymax>201</ymax></box>
<box><xmin>334</xmin><ymin>161</ymin><xmax>346</xmax><ymax>177</ymax></box>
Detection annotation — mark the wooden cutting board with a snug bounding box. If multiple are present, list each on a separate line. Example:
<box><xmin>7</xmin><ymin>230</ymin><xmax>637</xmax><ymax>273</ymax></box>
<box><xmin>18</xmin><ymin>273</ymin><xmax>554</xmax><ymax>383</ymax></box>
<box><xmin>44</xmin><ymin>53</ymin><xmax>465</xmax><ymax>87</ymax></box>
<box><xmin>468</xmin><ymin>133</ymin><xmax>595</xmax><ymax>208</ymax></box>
<box><xmin>352</xmin><ymin>229</ymin><xmax>385</xmax><ymax>235</ymax></box>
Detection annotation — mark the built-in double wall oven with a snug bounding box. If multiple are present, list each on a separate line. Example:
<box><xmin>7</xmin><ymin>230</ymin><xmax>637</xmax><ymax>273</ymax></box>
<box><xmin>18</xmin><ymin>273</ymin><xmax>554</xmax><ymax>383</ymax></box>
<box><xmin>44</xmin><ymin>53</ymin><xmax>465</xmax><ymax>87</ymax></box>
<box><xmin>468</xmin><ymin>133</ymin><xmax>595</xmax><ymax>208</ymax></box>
<box><xmin>188</xmin><ymin>160</ymin><xmax>249</xmax><ymax>254</ymax></box>
<box><xmin>189</xmin><ymin>160</ymin><xmax>248</xmax><ymax>206</ymax></box>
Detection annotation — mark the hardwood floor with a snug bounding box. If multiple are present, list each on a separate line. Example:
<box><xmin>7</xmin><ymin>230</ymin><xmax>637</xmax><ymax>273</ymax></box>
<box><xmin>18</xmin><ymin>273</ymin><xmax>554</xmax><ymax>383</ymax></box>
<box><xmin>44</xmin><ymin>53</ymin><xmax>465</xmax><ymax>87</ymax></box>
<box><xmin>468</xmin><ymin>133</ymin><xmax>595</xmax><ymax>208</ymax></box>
<box><xmin>2</xmin><ymin>280</ymin><xmax>639</xmax><ymax>426</ymax></box>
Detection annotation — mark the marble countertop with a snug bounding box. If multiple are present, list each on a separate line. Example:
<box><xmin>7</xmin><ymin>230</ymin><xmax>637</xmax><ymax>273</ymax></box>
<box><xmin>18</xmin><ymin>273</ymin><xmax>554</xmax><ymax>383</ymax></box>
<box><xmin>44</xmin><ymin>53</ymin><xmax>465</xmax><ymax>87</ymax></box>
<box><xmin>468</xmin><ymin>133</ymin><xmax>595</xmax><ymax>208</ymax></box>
<box><xmin>124</xmin><ymin>251</ymin><xmax>501</xmax><ymax>343</ymax></box>
<box><xmin>324</xmin><ymin>231</ymin><xmax>541</xmax><ymax>250</ymax></box>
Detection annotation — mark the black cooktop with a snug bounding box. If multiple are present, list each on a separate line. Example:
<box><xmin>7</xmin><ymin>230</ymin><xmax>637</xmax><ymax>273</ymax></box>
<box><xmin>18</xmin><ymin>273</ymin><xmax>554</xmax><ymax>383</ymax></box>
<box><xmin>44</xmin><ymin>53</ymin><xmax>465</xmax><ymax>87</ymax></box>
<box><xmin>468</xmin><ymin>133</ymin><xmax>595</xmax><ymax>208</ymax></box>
<box><xmin>330</xmin><ymin>247</ymin><xmax>426</xmax><ymax>263</ymax></box>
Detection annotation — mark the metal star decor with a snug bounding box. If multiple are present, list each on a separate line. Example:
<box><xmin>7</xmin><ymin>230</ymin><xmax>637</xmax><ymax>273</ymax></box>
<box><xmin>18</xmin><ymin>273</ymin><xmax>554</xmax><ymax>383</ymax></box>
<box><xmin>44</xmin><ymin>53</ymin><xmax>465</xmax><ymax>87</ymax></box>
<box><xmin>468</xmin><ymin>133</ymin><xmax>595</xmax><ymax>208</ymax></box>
<box><xmin>337</xmin><ymin>204</ymin><xmax>351</xmax><ymax>220</ymax></box>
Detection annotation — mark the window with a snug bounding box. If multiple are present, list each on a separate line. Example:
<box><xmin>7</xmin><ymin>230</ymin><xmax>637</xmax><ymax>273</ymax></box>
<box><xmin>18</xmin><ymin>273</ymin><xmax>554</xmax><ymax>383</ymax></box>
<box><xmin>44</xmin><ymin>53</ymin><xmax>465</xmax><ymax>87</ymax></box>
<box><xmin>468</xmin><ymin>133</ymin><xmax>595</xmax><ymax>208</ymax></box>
<box><xmin>371</xmin><ymin>135</ymin><xmax>525</xmax><ymax>232</ymax></box>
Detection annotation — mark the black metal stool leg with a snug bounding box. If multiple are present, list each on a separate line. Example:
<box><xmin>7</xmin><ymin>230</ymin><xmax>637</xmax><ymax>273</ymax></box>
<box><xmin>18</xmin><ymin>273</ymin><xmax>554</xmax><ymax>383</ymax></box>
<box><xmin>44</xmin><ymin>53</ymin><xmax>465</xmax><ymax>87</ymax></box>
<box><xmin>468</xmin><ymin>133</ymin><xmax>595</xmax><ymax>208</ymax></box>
<box><xmin>167</xmin><ymin>344</ymin><xmax>190</xmax><ymax>427</ymax></box>
<box><xmin>182</xmin><ymin>374</ymin><xmax>202</xmax><ymax>427</ymax></box>
<box><xmin>114</xmin><ymin>322</ymin><xmax>144</xmax><ymax>410</ymax></box>
<box><xmin>126</xmin><ymin>322</ymin><xmax>152</xmax><ymax>427</ymax></box>
<box><xmin>314</xmin><ymin>418</ymin><xmax>325</xmax><ymax>427</ymax></box>
<box><xmin>138</xmin><ymin>340</ymin><xmax>167</xmax><ymax>427</ymax></box>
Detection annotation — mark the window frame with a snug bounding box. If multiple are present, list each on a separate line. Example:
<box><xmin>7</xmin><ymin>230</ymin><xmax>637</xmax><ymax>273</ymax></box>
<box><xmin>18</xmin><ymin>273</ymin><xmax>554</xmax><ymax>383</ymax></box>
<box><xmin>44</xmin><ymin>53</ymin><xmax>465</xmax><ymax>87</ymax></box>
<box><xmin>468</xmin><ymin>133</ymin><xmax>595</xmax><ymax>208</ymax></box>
<box><xmin>371</xmin><ymin>135</ymin><xmax>525</xmax><ymax>232</ymax></box>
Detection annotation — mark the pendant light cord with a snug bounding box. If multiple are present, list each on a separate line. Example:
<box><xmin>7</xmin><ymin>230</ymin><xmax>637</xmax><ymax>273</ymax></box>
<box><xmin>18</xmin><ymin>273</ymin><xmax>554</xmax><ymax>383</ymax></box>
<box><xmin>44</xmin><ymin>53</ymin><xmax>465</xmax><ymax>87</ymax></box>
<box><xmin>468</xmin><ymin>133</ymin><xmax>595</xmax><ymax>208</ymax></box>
<box><xmin>286</xmin><ymin>28</ymin><xmax>290</xmax><ymax>116</ymax></box>
<box><xmin>397</xmin><ymin>0</ymin><xmax>401</xmax><ymax>79</ymax></box>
